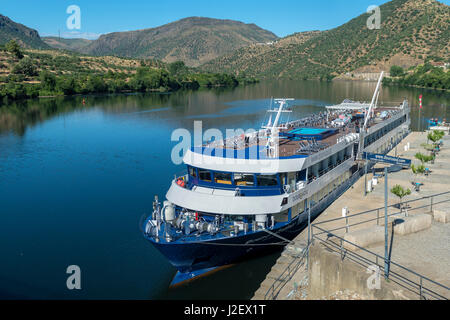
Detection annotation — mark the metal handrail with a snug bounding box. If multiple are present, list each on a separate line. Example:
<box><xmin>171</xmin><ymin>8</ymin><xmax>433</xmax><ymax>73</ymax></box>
<box><xmin>313</xmin><ymin>190</ymin><xmax>450</xmax><ymax>228</ymax></box>
<box><xmin>314</xmin><ymin>196</ymin><xmax>450</xmax><ymax>235</ymax></box>
<box><xmin>264</xmin><ymin>242</ymin><xmax>311</xmax><ymax>300</ymax></box>
<box><xmin>312</xmin><ymin>224</ymin><xmax>449</xmax><ymax>300</ymax></box>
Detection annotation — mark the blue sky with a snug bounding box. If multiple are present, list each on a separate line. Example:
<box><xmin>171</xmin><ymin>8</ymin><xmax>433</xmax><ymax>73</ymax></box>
<box><xmin>1</xmin><ymin>0</ymin><xmax>449</xmax><ymax>39</ymax></box>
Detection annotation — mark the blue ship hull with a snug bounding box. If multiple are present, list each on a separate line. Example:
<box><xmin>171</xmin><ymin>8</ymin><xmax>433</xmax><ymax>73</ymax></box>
<box><xmin>145</xmin><ymin>168</ymin><xmax>362</xmax><ymax>279</ymax></box>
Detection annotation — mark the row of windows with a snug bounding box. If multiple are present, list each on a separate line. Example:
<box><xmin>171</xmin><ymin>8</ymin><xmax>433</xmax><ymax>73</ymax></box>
<box><xmin>365</xmin><ymin>115</ymin><xmax>406</xmax><ymax>148</ymax></box>
<box><xmin>189</xmin><ymin>167</ymin><xmax>279</xmax><ymax>187</ymax></box>
<box><xmin>189</xmin><ymin>145</ymin><xmax>352</xmax><ymax>191</ymax></box>
<box><xmin>310</xmin><ymin>170</ymin><xmax>352</xmax><ymax>205</ymax></box>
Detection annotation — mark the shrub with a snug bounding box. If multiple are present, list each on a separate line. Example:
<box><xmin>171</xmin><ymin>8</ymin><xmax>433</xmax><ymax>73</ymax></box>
<box><xmin>5</xmin><ymin>40</ymin><xmax>23</xmax><ymax>59</ymax></box>
<box><xmin>12</xmin><ymin>57</ymin><xmax>38</xmax><ymax>76</ymax></box>
<box><xmin>390</xmin><ymin>65</ymin><xmax>404</xmax><ymax>77</ymax></box>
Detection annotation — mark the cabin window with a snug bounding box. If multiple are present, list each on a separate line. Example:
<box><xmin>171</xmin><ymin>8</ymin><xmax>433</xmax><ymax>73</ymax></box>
<box><xmin>297</xmin><ymin>169</ymin><xmax>307</xmax><ymax>182</ymax></box>
<box><xmin>234</xmin><ymin>173</ymin><xmax>255</xmax><ymax>186</ymax></box>
<box><xmin>199</xmin><ymin>169</ymin><xmax>212</xmax><ymax>182</ymax></box>
<box><xmin>189</xmin><ymin>167</ymin><xmax>197</xmax><ymax>178</ymax></box>
<box><xmin>257</xmin><ymin>174</ymin><xmax>279</xmax><ymax>187</ymax></box>
<box><xmin>214</xmin><ymin>172</ymin><xmax>232</xmax><ymax>185</ymax></box>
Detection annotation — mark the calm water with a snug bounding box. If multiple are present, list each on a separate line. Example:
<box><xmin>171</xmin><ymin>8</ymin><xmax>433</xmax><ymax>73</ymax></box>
<box><xmin>0</xmin><ymin>80</ymin><xmax>448</xmax><ymax>299</ymax></box>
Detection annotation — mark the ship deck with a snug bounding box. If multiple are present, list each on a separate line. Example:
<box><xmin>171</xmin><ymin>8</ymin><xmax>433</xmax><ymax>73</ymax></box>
<box><xmin>201</xmin><ymin>106</ymin><xmax>403</xmax><ymax>159</ymax></box>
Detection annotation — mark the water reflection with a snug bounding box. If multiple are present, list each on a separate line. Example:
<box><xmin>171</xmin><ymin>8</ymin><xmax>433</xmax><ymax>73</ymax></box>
<box><xmin>1</xmin><ymin>81</ymin><xmax>448</xmax><ymax>137</ymax></box>
<box><xmin>0</xmin><ymin>80</ymin><xmax>448</xmax><ymax>300</ymax></box>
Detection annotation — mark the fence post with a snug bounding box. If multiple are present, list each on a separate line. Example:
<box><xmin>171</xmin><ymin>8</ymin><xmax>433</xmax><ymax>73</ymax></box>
<box><xmin>377</xmin><ymin>209</ymin><xmax>380</xmax><ymax>226</ymax></box>
<box><xmin>419</xmin><ymin>277</ymin><xmax>423</xmax><ymax>300</ymax></box>
<box><xmin>430</xmin><ymin>196</ymin><xmax>434</xmax><ymax>213</ymax></box>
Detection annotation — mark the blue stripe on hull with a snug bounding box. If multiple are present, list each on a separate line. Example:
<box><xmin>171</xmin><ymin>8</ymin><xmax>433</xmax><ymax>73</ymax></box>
<box><xmin>146</xmin><ymin>167</ymin><xmax>362</xmax><ymax>274</ymax></box>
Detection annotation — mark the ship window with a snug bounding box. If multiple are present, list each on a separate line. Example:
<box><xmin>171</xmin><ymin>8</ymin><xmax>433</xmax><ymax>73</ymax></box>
<box><xmin>214</xmin><ymin>172</ymin><xmax>232</xmax><ymax>185</ymax></box>
<box><xmin>189</xmin><ymin>166</ymin><xmax>197</xmax><ymax>178</ymax></box>
<box><xmin>297</xmin><ymin>169</ymin><xmax>307</xmax><ymax>182</ymax></box>
<box><xmin>199</xmin><ymin>169</ymin><xmax>212</xmax><ymax>182</ymax></box>
<box><xmin>234</xmin><ymin>173</ymin><xmax>255</xmax><ymax>186</ymax></box>
<box><xmin>257</xmin><ymin>174</ymin><xmax>279</xmax><ymax>187</ymax></box>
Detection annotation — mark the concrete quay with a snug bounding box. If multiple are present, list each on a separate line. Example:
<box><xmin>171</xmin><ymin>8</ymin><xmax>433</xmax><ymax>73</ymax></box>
<box><xmin>253</xmin><ymin>131</ymin><xmax>450</xmax><ymax>300</ymax></box>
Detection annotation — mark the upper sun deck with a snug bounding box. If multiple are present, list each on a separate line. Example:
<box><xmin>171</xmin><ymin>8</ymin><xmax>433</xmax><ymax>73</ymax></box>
<box><xmin>192</xmin><ymin>100</ymin><xmax>407</xmax><ymax>161</ymax></box>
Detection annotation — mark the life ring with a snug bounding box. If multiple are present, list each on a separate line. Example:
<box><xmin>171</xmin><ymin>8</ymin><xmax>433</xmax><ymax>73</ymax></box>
<box><xmin>176</xmin><ymin>179</ymin><xmax>185</xmax><ymax>188</ymax></box>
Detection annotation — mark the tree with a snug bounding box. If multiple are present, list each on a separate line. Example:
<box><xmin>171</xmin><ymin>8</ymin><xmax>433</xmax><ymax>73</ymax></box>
<box><xmin>5</xmin><ymin>40</ymin><xmax>23</xmax><ymax>59</ymax></box>
<box><xmin>428</xmin><ymin>131</ymin><xmax>444</xmax><ymax>145</ymax></box>
<box><xmin>411</xmin><ymin>164</ymin><xmax>426</xmax><ymax>187</ymax></box>
<box><xmin>390</xmin><ymin>185</ymin><xmax>411</xmax><ymax>210</ymax></box>
<box><xmin>414</xmin><ymin>152</ymin><xmax>434</xmax><ymax>164</ymax></box>
<box><xmin>39</xmin><ymin>71</ymin><xmax>56</xmax><ymax>91</ymax></box>
<box><xmin>168</xmin><ymin>61</ymin><xmax>187</xmax><ymax>77</ymax></box>
<box><xmin>12</xmin><ymin>57</ymin><xmax>38</xmax><ymax>76</ymax></box>
<box><xmin>390</xmin><ymin>65</ymin><xmax>405</xmax><ymax>77</ymax></box>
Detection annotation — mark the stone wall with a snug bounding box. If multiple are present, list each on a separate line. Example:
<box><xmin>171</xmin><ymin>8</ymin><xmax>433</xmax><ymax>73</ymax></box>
<box><xmin>307</xmin><ymin>243</ymin><xmax>417</xmax><ymax>300</ymax></box>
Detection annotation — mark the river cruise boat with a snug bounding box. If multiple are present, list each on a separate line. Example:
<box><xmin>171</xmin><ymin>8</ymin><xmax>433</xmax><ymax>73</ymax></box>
<box><xmin>143</xmin><ymin>73</ymin><xmax>411</xmax><ymax>285</ymax></box>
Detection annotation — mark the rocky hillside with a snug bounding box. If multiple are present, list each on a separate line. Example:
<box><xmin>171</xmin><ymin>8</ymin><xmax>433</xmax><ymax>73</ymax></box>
<box><xmin>0</xmin><ymin>14</ymin><xmax>49</xmax><ymax>49</ymax></box>
<box><xmin>80</xmin><ymin>17</ymin><xmax>278</xmax><ymax>67</ymax></box>
<box><xmin>201</xmin><ymin>0</ymin><xmax>450</xmax><ymax>79</ymax></box>
<box><xmin>42</xmin><ymin>37</ymin><xmax>92</xmax><ymax>52</ymax></box>
<box><xmin>200</xmin><ymin>31</ymin><xmax>322</xmax><ymax>77</ymax></box>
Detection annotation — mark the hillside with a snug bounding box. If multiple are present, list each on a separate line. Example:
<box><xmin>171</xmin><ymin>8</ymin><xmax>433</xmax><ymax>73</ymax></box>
<box><xmin>0</xmin><ymin>41</ymin><xmax>258</xmax><ymax>102</ymax></box>
<box><xmin>0</xmin><ymin>14</ymin><xmax>49</xmax><ymax>49</ymax></box>
<box><xmin>201</xmin><ymin>0</ymin><xmax>450</xmax><ymax>79</ymax></box>
<box><xmin>200</xmin><ymin>31</ymin><xmax>322</xmax><ymax>77</ymax></box>
<box><xmin>42</xmin><ymin>37</ymin><xmax>92</xmax><ymax>51</ymax></box>
<box><xmin>79</xmin><ymin>17</ymin><xmax>278</xmax><ymax>67</ymax></box>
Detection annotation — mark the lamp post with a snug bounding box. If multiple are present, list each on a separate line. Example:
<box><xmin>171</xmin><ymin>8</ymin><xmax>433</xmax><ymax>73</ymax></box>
<box><xmin>384</xmin><ymin>167</ymin><xmax>389</xmax><ymax>279</ymax></box>
<box><xmin>419</xmin><ymin>94</ymin><xmax>423</xmax><ymax>133</ymax></box>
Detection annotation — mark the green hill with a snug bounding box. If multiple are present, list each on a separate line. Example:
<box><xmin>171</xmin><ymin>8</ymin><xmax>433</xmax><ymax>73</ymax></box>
<box><xmin>201</xmin><ymin>0</ymin><xmax>450</xmax><ymax>79</ymax></box>
<box><xmin>42</xmin><ymin>37</ymin><xmax>92</xmax><ymax>51</ymax></box>
<box><xmin>79</xmin><ymin>17</ymin><xmax>278</xmax><ymax>67</ymax></box>
<box><xmin>0</xmin><ymin>14</ymin><xmax>49</xmax><ymax>49</ymax></box>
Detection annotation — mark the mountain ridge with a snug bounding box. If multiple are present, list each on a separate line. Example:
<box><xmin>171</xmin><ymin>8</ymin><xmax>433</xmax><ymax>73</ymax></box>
<box><xmin>0</xmin><ymin>14</ymin><xmax>49</xmax><ymax>49</ymax></box>
<box><xmin>79</xmin><ymin>16</ymin><xmax>279</xmax><ymax>67</ymax></box>
<box><xmin>200</xmin><ymin>0</ymin><xmax>450</xmax><ymax>79</ymax></box>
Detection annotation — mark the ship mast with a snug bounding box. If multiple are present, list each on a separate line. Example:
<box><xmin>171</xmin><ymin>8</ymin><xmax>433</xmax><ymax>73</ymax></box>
<box><xmin>363</xmin><ymin>71</ymin><xmax>384</xmax><ymax>131</ymax></box>
<box><xmin>358</xmin><ymin>72</ymin><xmax>384</xmax><ymax>159</ymax></box>
<box><xmin>263</xmin><ymin>98</ymin><xmax>294</xmax><ymax>158</ymax></box>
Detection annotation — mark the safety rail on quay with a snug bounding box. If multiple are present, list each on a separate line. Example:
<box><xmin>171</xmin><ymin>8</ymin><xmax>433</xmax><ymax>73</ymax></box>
<box><xmin>262</xmin><ymin>191</ymin><xmax>450</xmax><ymax>300</ymax></box>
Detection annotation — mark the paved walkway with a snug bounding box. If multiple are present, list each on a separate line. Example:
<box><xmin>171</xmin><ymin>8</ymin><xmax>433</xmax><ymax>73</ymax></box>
<box><xmin>253</xmin><ymin>131</ymin><xmax>450</xmax><ymax>300</ymax></box>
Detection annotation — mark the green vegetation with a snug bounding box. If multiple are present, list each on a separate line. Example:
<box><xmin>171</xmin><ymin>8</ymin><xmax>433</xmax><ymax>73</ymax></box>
<box><xmin>5</xmin><ymin>40</ymin><xmax>24</xmax><ymax>59</ymax></box>
<box><xmin>383</xmin><ymin>63</ymin><xmax>450</xmax><ymax>91</ymax></box>
<box><xmin>71</xmin><ymin>17</ymin><xmax>278</xmax><ymax>67</ymax></box>
<box><xmin>0</xmin><ymin>44</ymin><xmax>258</xmax><ymax>103</ymax></box>
<box><xmin>428</xmin><ymin>130</ymin><xmax>445</xmax><ymax>145</ymax></box>
<box><xmin>390</xmin><ymin>65</ymin><xmax>405</xmax><ymax>77</ymax></box>
<box><xmin>0</xmin><ymin>14</ymin><xmax>49</xmax><ymax>49</ymax></box>
<box><xmin>390</xmin><ymin>184</ymin><xmax>411</xmax><ymax>207</ymax></box>
<box><xmin>202</xmin><ymin>0</ymin><xmax>449</xmax><ymax>80</ymax></box>
<box><xmin>414</xmin><ymin>152</ymin><xmax>435</xmax><ymax>164</ymax></box>
<box><xmin>411</xmin><ymin>164</ymin><xmax>426</xmax><ymax>175</ymax></box>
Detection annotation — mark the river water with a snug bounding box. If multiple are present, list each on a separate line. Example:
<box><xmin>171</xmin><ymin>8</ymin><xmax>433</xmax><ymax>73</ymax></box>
<box><xmin>0</xmin><ymin>80</ymin><xmax>448</xmax><ymax>299</ymax></box>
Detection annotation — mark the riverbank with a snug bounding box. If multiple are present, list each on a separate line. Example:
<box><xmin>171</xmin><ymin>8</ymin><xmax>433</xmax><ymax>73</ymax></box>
<box><xmin>0</xmin><ymin>41</ymin><xmax>258</xmax><ymax>103</ymax></box>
